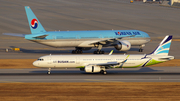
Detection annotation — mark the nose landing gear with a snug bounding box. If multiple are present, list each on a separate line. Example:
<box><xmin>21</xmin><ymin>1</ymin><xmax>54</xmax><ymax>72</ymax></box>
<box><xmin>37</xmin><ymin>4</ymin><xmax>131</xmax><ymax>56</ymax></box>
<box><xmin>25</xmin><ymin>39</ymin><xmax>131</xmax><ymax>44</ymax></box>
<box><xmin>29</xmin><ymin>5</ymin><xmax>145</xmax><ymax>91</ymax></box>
<box><xmin>139</xmin><ymin>44</ymin><xmax>145</xmax><ymax>52</ymax></box>
<box><xmin>47</xmin><ymin>68</ymin><xmax>51</xmax><ymax>75</ymax></box>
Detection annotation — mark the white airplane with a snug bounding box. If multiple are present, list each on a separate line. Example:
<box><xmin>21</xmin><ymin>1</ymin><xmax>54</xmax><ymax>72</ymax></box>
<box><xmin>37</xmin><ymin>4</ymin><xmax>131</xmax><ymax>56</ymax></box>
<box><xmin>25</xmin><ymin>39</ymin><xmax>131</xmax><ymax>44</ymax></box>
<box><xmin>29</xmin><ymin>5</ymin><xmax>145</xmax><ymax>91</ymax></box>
<box><xmin>33</xmin><ymin>35</ymin><xmax>174</xmax><ymax>74</ymax></box>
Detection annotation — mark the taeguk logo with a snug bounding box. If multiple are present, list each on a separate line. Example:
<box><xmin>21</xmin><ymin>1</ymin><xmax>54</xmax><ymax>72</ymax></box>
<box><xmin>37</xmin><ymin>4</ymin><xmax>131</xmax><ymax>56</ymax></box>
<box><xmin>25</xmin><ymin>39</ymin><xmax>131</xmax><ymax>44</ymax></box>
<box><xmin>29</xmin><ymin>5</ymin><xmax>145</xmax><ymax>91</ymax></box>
<box><xmin>31</xmin><ymin>19</ymin><xmax>38</xmax><ymax>29</ymax></box>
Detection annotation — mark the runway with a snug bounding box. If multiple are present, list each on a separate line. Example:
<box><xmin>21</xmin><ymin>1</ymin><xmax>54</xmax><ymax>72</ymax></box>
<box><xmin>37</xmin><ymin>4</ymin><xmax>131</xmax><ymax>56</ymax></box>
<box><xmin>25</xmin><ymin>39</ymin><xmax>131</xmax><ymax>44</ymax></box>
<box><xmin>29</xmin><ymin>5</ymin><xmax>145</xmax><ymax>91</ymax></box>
<box><xmin>1</xmin><ymin>67</ymin><xmax>180</xmax><ymax>82</ymax></box>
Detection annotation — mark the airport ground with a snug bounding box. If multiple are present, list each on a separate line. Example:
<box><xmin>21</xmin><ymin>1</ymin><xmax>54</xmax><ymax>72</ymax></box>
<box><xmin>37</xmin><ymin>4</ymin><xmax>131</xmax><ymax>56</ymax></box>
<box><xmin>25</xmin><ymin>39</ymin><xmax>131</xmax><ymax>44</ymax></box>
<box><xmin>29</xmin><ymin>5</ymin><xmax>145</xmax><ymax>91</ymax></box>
<box><xmin>1</xmin><ymin>82</ymin><xmax>180</xmax><ymax>101</ymax></box>
<box><xmin>1</xmin><ymin>0</ymin><xmax>180</xmax><ymax>100</ymax></box>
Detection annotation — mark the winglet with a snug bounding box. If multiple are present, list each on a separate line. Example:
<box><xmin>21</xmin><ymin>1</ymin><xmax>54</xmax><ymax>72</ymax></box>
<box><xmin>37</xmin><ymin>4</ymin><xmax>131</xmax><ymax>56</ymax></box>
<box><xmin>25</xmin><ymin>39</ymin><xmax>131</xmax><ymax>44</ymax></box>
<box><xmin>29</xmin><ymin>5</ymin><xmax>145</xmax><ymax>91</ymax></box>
<box><xmin>109</xmin><ymin>50</ymin><xmax>113</xmax><ymax>55</ymax></box>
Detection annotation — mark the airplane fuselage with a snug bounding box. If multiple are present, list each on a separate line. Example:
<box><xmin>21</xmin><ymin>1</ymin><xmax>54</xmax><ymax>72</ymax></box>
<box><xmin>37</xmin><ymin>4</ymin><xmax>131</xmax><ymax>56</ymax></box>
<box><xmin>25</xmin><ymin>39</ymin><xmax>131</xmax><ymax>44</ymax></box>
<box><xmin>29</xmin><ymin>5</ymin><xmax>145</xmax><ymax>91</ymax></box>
<box><xmin>25</xmin><ymin>30</ymin><xmax>150</xmax><ymax>48</ymax></box>
<box><xmin>33</xmin><ymin>54</ymin><xmax>174</xmax><ymax>68</ymax></box>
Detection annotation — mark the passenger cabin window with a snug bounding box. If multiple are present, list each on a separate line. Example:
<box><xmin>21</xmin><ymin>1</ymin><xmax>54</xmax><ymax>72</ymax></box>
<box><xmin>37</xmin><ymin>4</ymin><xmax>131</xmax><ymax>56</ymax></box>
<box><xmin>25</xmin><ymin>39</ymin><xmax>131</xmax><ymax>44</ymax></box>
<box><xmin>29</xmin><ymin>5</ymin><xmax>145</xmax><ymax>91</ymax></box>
<box><xmin>37</xmin><ymin>59</ymin><xmax>44</xmax><ymax>61</ymax></box>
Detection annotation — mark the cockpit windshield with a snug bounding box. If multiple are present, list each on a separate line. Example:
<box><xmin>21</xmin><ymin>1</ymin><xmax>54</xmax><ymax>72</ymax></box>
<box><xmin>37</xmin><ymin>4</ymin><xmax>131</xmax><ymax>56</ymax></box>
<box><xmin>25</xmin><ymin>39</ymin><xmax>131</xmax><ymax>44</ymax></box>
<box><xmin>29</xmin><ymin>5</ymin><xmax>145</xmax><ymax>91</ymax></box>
<box><xmin>37</xmin><ymin>58</ymin><xmax>44</xmax><ymax>61</ymax></box>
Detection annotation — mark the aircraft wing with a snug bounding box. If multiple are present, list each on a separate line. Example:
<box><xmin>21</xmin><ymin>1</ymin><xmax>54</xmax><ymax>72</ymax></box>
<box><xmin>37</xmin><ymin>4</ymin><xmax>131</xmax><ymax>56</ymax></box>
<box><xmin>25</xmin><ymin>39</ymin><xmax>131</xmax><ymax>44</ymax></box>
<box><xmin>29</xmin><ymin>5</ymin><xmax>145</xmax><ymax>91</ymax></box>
<box><xmin>95</xmin><ymin>62</ymin><xmax>120</xmax><ymax>66</ymax></box>
<box><xmin>89</xmin><ymin>35</ymin><xmax>135</xmax><ymax>45</ymax></box>
<box><xmin>3</xmin><ymin>33</ymin><xmax>26</xmax><ymax>37</ymax></box>
<box><xmin>87</xmin><ymin>55</ymin><xmax>129</xmax><ymax>67</ymax></box>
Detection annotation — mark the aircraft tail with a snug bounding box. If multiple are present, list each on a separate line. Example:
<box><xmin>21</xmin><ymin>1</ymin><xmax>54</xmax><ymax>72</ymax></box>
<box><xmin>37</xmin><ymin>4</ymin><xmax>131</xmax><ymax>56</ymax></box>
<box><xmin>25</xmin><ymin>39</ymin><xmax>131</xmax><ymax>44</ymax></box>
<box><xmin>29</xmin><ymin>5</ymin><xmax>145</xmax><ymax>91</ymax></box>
<box><xmin>149</xmin><ymin>35</ymin><xmax>173</xmax><ymax>55</ymax></box>
<box><xmin>25</xmin><ymin>6</ymin><xmax>46</xmax><ymax>34</ymax></box>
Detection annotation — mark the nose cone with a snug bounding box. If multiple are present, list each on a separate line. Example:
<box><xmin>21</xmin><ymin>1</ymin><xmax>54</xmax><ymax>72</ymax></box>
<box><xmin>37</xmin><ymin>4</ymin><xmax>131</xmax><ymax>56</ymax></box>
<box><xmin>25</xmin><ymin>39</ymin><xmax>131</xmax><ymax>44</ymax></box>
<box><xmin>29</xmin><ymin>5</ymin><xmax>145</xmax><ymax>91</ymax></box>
<box><xmin>33</xmin><ymin>61</ymin><xmax>39</xmax><ymax>67</ymax></box>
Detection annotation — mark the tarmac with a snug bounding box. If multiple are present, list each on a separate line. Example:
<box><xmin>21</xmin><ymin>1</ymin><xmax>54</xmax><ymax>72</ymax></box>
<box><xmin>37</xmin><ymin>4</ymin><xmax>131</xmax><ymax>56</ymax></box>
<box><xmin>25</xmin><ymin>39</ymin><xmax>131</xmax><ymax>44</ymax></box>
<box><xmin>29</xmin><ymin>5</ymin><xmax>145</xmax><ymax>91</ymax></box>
<box><xmin>0</xmin><ymin>67</ymin><xmax>180</xmax><ymax>82</ymax></box>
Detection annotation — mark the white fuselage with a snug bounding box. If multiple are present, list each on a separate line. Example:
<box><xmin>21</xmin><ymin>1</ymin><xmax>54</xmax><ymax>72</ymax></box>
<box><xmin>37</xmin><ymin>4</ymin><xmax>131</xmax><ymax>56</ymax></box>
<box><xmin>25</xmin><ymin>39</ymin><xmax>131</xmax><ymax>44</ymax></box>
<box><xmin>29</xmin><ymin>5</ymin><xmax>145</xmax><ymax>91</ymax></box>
<box><xmin>33</xmin><ymin>54</ymin><xmax>174</xmax><ymax>68</ymax></box>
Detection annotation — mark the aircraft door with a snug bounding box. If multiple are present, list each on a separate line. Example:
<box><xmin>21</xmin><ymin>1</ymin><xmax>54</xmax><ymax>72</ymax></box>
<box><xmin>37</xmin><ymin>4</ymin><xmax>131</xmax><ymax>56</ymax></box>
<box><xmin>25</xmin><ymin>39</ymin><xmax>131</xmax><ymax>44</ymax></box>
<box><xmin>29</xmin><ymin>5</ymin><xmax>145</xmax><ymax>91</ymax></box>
<box><xmin>52</xmin><ymin>35</ymin><xmax>56</xmax><ymax>41</ymax></box>
<box><xmin>111</xmin><ymin>57</ymin><xmax>115</xmax><ymax>62</ymax></box>
<box><xmin>47</xmin><ymin>56</ymin><xmax>52</xmax><ymax>64</ymax></box>
<box><xmin>76</xmin><ymin>57</ymin><xmax>80</xmax><ymax>64</ymax></box>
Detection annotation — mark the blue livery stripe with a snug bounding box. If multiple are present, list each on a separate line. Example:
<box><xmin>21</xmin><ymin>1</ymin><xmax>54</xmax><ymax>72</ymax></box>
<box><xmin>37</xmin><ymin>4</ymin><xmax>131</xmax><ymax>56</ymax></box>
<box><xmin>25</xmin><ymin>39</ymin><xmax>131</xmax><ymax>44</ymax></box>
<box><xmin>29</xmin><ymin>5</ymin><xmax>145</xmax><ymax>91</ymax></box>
<box><xmin>156</xmin><ymin>50</ymin><xmax>169</xmax><ymax>55</ymax></box>
<box><xmin>148</xmin><ymin>35</ymin><xmax>172</xmax><ymax>55</ymax></box>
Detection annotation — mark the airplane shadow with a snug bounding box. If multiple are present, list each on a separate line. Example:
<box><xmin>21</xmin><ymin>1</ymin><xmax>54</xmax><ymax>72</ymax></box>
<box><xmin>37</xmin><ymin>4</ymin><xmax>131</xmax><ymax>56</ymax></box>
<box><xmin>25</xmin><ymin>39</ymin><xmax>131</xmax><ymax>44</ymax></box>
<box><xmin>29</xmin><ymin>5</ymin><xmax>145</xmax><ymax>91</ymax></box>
<box><xmin>28</xmin><ymin>67</ymin><xmax>164</xmax><ymax>75</ymax></box>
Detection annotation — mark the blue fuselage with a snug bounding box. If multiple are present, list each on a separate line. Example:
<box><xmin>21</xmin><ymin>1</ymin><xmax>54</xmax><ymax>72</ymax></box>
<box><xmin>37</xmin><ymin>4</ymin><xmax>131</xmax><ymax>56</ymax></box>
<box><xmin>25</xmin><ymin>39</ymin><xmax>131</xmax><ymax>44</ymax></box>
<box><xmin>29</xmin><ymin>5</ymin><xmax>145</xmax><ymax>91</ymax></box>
<box><xmin>25</xmin><ymin>30</ymin><xmax>150</xmax><ymax>40</ymax></box>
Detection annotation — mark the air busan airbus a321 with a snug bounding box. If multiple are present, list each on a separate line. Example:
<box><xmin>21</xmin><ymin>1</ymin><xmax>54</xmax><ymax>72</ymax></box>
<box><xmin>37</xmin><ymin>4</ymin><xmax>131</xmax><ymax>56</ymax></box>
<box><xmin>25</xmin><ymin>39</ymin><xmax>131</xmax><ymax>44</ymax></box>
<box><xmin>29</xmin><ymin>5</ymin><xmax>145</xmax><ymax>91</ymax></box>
<box><xmin>3</xmin><ymin>6</ymin><xmax>150</xmax><ymax>54</ymax></box>
<box><xmin>33</xmin><ymin>35</ymin><xmax>174</xmax><ymax>75</ymax></box>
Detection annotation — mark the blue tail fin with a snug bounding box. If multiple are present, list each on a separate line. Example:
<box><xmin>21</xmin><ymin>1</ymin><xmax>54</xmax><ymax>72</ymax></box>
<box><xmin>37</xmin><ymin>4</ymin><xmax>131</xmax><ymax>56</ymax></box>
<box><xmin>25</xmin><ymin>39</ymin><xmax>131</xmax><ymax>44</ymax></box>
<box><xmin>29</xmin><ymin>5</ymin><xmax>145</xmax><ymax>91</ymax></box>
<box><xmin>25</xmin><ymin>6</ymin><xmax>46</xmax><ymax>34</ymax></box>
<box><xmin>150</xmin><ymin>35</ymin><xmax>173</xmax><ymax>55</ymax></box>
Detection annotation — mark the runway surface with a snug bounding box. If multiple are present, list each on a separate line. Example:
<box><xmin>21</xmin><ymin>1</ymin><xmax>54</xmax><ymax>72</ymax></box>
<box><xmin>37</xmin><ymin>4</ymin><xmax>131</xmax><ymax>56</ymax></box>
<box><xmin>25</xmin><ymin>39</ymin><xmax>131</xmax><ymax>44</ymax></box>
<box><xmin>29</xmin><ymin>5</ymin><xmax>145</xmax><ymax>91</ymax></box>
<box><xmin>1</xmin><ymin>67</ymin><xmax>180</xmax><ymax>82</ymax></box>
<box><xmin>0</xmin><ymin>40</ymin><xmax>179</xmax><ymax>59</ymax></box>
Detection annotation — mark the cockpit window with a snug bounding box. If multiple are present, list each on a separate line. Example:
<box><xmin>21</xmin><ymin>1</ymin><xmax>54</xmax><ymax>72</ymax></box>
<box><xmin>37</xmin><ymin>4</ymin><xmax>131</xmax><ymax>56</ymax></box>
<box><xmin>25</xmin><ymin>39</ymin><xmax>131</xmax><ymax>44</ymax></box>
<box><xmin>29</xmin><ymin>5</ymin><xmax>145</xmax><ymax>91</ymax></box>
<box><xmin>37</xmin><ymin>58</ymin><xmax>44</xmax><ymax>61</ymax></box>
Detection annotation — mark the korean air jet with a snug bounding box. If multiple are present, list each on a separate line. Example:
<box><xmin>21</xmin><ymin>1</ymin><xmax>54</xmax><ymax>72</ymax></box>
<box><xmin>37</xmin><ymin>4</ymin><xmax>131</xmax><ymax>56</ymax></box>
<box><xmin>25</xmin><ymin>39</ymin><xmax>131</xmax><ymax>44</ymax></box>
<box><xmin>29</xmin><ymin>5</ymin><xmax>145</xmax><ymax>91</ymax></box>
<box><xmin>33</xmin><ymin>35</ymin><xmax>174</xmax><ymax>74</ymax></box>
<box><xmin>4</xmin><ymin>6</ymin><xmax>150</xmax><ymax>54</ymax></box>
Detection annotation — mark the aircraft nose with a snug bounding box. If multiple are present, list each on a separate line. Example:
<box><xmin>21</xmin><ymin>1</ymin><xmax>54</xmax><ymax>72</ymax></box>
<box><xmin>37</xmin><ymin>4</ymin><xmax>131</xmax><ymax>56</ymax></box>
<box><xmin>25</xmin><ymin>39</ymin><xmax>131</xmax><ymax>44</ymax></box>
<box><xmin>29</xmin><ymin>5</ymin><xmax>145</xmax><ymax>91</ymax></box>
<box><xmin>33</xmin><ymin>61</ymin><xmax>39</xmax><ymax>67</ymax></box>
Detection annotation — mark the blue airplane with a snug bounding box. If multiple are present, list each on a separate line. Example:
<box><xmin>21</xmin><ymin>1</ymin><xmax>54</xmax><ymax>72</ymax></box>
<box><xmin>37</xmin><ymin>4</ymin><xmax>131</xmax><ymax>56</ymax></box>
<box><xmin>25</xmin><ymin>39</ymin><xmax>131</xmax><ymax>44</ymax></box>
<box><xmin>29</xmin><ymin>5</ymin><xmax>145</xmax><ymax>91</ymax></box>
<box><xmin>4</xmin><ymin>6</ymin><xmax>151</xmax><ymax>54</ymax></box>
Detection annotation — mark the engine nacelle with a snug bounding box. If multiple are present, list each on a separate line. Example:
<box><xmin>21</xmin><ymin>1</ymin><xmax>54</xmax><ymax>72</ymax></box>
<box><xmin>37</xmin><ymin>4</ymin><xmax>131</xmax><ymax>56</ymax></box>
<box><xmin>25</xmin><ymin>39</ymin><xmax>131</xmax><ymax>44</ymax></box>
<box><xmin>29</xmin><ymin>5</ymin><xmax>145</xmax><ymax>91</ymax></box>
<box><xmin>85</xmin><ymin>65</ymin><xmax>101</xmax><ymax>73</ymax></box>
<box><xmin>114</xmin><ymin>40</ymin><xmax>131</xmax><ymax>51</ymax></box>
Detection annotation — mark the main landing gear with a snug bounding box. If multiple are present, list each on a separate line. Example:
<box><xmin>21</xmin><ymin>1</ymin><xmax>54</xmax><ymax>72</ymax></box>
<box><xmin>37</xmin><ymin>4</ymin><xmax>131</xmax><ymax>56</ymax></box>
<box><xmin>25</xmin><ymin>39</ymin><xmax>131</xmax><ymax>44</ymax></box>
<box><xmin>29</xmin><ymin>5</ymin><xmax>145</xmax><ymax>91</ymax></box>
<box><xmin>139</xmin><ymin>44</ymin><xmax>145</xmax><ymax>52</ymax></box>
<box><xmin>94</xmin><ymin>50</ymin><xmax>104</xmax><ymax>54</ymax></box>
<box><xmin>72</xmin><ymin>50</ymin><xmax>83</xmax><ymax>54</ymax></box>
<box><xmin>139</xmin><ymin>48</ymin><xmax>143</xmax><ymax>52</ymax></box>
<box><xmin>72</xmin><ymin>47</ymin><xmax>83</xmax><ymax>54</ymax></box>
<box><xmin>94</xmin><ymin>44</ymin><xmax>104</xmax><ymax>54</ymax></box>
<box><xmin>100</xmin><ymin>70</ymin><xmax>107</xmax><ymax>75</ymax></box>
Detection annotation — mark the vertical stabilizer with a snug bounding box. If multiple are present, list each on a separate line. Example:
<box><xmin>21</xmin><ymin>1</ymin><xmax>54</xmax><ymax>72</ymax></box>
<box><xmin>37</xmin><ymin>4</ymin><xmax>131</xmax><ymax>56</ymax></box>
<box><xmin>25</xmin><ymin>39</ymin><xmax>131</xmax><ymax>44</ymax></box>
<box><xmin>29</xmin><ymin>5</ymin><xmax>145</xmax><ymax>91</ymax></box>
<box><xmin>25</xmin><ymin>6</ymin><xmax>46</xmax><ymax>34</ymax></box>
<box><xmin>149</xmin><ymin>35</ymin><xmax>172</xmax><ymax>55</ymax></box>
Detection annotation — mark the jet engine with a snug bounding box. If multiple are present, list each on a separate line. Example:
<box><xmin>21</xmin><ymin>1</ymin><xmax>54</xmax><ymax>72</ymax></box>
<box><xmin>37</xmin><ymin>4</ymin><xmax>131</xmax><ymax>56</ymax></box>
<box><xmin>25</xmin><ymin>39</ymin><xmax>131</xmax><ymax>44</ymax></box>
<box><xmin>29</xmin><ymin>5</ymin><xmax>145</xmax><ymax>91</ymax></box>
<box><xmin>114</xmin><ymin>40</ymin><xmax>131</xmax><ymax>51</ymax></box>
<box><xmin>84</xmin><ymin>65</ymin><xmax>101</xmax><ymax>73</ymax></box>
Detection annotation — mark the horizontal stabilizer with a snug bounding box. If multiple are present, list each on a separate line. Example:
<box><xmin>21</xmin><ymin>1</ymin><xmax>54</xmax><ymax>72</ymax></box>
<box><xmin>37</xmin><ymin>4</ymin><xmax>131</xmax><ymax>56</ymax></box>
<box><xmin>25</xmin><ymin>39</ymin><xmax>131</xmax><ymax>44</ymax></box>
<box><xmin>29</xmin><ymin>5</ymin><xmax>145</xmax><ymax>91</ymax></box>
<box><xmin>33</xmin><ymin>34</ymin><xmax>48</xmax><ymax>39</ymax></box>
<box><xmin>3</xmin><ymin>33</ymin><xmax>26</xmax><ymax>37</ymax></box>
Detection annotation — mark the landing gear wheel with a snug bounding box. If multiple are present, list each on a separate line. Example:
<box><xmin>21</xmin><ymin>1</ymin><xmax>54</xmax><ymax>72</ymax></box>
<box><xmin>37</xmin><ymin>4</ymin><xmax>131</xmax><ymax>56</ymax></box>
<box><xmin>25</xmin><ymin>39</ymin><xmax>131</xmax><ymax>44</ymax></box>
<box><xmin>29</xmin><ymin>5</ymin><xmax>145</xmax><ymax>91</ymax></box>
<box><xmin>139</xmin><ymin>49</ymin><xmax>143</xmax><ymax>52</ymax></box>
<box><xmin>100</xmin><ymin>70</ymin><xmax>104</xmax><ymax>74</ymax></box>
<box><xmin>103</xmin><ymin>71</ymin><xmax>107</xmax><ymax>75</ymax></box>
<box><xmin>47</xmin><ymin>68</ymin><xmax>51</xmax><ymax>75</ymax></box>
<box><xmin>72</xmin><ymin>50</ymin><xmax>83</xmax><ymax>54</ymax></box>
<box><xmin>100</xmin><ymin>70</ymin><xmax>106</xmax><ymax>75</ymax></box>
<box><xmin>94</xmin><ymin>50</ymin><xmax>104</xmax><ymax>54</ymax></box>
